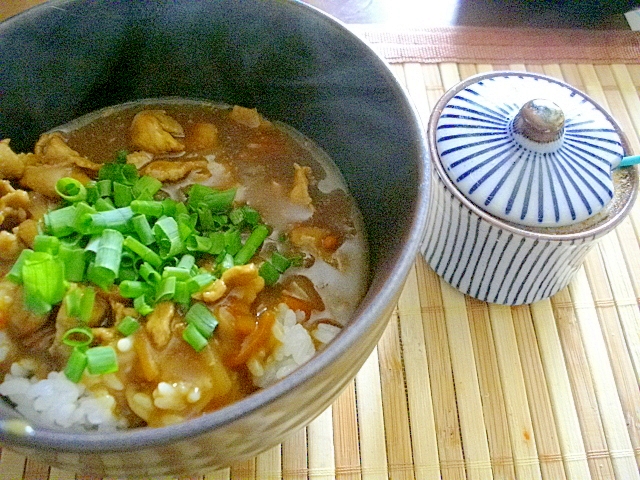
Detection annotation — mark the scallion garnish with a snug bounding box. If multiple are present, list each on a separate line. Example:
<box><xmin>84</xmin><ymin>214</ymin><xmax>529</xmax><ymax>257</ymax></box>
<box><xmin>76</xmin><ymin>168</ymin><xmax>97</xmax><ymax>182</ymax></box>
<box><xmin>153</xmin><ymin>216</ymin><xmax>183</xmax><ymax>259</ymax></box>
<box><xmin>182</xmin><ymin>323</ymin><xmax>208</xmax><ymax>352</ymax></box>
<box><xmin>62</xmin><ymin>326</ymin><xmax>94</xmax><ymax>348</ymax></box>
<box><xmin>55</xmin><ymin>177</ymin><xmax>87</xmax><ymax>203</ymax></box>
<box><xmin>86</xmin><ymin>346</ymin><xmax>118</xmax><ymax>375</ymax></box>
<box><xmin>64</xmin><ymin>348</ymin><xmax>88</xmax><ymax>383</ymax></box>
<box><xmin>234</xmin><ymin>224</ymin><xmax>269</xmax><ymax>265</ymax></box>
<box><xmin>117</xmin><ymin>316</ymin><xmax>140</xmax><ymax>336</ymax></box>
<box><xmin>184</xmin><ymin>303</ymin><xmax>218</xmax><ymax>339</ymax></box>
<box><xmin>22</xmin><ymin>252</ymin><xmax>66</xmax><ymax>314</ymax></box>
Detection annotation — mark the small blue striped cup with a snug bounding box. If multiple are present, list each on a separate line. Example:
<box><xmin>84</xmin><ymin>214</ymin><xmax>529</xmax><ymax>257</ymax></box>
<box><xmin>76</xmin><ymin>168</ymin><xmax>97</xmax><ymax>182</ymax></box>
<box><xmin>422</xmin><ymin>72</ymin><xmax>638</xmax><ymax>305</ymax></box>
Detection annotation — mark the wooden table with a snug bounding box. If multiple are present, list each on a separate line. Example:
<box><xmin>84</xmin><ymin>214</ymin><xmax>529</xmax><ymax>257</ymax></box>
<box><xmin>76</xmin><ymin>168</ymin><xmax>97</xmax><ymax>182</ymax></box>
<box><xmin>1</xmin><ymin>2</ymin><xmax>640</xmax><ymax>480</ymax></box>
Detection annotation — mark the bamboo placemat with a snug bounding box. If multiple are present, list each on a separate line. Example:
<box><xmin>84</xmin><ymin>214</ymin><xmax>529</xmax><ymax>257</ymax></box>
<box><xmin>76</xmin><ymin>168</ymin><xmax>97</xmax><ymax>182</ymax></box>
<box><xmin>2</xmin><ymin>22</ymin><xmax>640</xmax><ymax>480</ymax></box>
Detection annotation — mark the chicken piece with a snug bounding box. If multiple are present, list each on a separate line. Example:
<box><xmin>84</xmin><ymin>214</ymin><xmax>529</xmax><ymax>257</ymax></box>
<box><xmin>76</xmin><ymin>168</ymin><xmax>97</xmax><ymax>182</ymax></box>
<box><xmin>229</xmin><ymin>106</ymin><xmax>263</xmax><ymax>128</ymax></box>
<box><xmin>129</xmin><ymin>110</ymin><xmax>185</xmax><ymax>154</ymax></box>
<box><xmin>0</xmin><ymin>231</ymin><xmax>22</xmax><ymax>261</ymax></box>
<box><xmin>288</xmin><ymin>225</ymin><xmax>343</xmax><ymax>267</ymax></box>
<box><xmin>0</xmin><ymin>280</ymin><xmax>50</xmax><ymax>338</ymax></box>
<box><xmin>126</xmin><ymin>151</ymin><xmax>154</xmax><ymax>169</ymax></box>
<box><xmin>141</xmin><ymin>160</ymin><xmax>210</xmax><ymax>183</ymax></box>
<box><xmin>27</xmin><ymin>192</ymin><xmax>57</xmax><ymax>220</ymax></box>
<box><xmin>221</xmin><ymin>264</ymin><xmax>265</xmax><ymax>304</ymax></box>
<box><xmin>92</xmin><ymin>327</ymin><xmax>116</xmax><ymax>344</ymax></box>
<box><xmin>34</xmin><ymin>132</ymin><xmax>101</xmax><ymax>171</ymax></box>
<box><xmin>145</xmin><ymin>302</ymin><xmax>175</xmax><ymax>349</ymax></box>
<box><xmin>0</xmin><ymin>139</ymin><xmax>25</xmax><ymax>179</ymax></box>
<box><xmin>195</xmin><ymin>279</ymin><xmax>227</xmax><ymax>304</ymax></box>
<box><xmin>20</xmin><ymin>163</ymin><xmax>91</xmax><ymax>198</ymax></box>
<box><xmin>111</xmin><ymin>300</ymin><xmax>138</xmax><ymax>325</ymax></box>
<box><xmin>0</xmin><ymin>180</ymin><xmax>30</xmax><ymax>230</ymax></box>
<box><xmin>289</xmin><ymin>163</ymin><xmax>314</xmax><ymax>209</ymax></box>
<box><xmin>186</xmin><ymin>123</ymin><xmax>219</xmax><ymax>151</ymax></box>
<box><xmin>15</xmin><ymin>219</ymin><xmax>39</xmax><ymax>248</ymax></box>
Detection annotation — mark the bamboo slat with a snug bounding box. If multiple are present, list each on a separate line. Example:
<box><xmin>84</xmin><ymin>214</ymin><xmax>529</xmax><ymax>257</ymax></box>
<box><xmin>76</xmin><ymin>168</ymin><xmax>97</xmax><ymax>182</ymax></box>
<box><xmin>1</xmin><ymin>21</ymin><xmax>640</xmax><ymax>480</ymax></box>
<box><xmin>396</xmin><ymin>263</ymin><xmax>441</xmax><ymax>480</ymax></box>
<box><xmin>487</xmin><ymin>305</ymin><xmax>542</xmax><ymax>480</ymax></box>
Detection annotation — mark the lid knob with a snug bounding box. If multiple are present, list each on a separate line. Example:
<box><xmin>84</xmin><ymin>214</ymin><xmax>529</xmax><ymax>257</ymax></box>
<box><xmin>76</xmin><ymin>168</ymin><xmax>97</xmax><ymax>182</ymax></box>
<box><xmin>512</xmin><ymin>99</ymin><xmax>564</xmax><ymax>143</ymax></box>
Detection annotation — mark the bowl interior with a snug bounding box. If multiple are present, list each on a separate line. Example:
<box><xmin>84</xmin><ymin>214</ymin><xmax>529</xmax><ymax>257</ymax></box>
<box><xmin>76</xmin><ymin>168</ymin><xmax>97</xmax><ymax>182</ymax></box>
<box><xmin>0</xmin><ymin>0</ymin><xmax>429</xmax><ymax>470</ymax></box>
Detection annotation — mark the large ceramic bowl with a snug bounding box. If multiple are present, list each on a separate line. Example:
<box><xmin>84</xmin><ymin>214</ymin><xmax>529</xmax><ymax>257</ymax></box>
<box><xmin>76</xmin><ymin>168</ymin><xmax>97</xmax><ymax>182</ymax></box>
<box><xmin>0</xmin><ymin>0</ymin><xmax>429</xmax><ymax>475</ymax></box>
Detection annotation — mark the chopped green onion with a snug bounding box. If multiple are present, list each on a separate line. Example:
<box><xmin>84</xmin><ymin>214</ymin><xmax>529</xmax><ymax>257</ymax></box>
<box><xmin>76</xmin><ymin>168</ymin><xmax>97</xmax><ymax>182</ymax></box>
<box><xmin>161</xmin><ymin>198</ymin><xmax>177</xmax><ymax>217</ymax></box>
<box><xmin>270</xmin><ymin>251</ymin><xmax>292</xmax><ymax>273</ymax></box>
<box><xmin>113</xmin><ymin>182</ymin><xmax>133</xmax><ymax>208</ymax></box>
<box><xmin>115</xmin><ymin>149</ymin><xmax>128</xmax><ymax>164</ymax></box>
<box><xmin>86</xmin><ymin>346</ymin><xmax>118</xmax><ymax>375</ymax></box>
<box><xmin>224</xmin><ymin>229</ymin><xmax>242</xmax><ymax>256</ymax></box>
<box><xmin>259</xmin><ymin>261</ymin><xmax>280</xmax><ymax>286</ymax></box>
<box><xmin>174</xmin><ymin>202</ymin><xmax>189</xmax><ymax>217</ymax></box>
<box><xmin>162</xmin><ymin>266</ymin><xmax>191</xmax><ymax>281</ymax></box>
<box><xmin>33</xmin><ymin>235</ymin><xmax>60</xmax><ymax>255</ymax></box>
<box><xmin>182</xmin><ymin>323</ymin><xmax>208</xmax><ymax>352</ymax></box>
<box><xmin>119</xmin><ymin>280</ymin><xmax>152</xmax><ymax>299</ymax></box>
<box><xmin>94</xmin><ymin>197</ymin><xmax>115</xmax><ymax>212</ymax></box>
<box><xmin>22</xmin><ymin>252</ymin><xmax>66</xmax><ymax>314</ymax></box>
<box><xmin>132</xmin><ymin>214</ymin><xmax>155</xmax><ymax>245</ymax></box>
<box><xmin>58</xmin><ymin>244</ymin><xmax>86</xmax><ymax>282</ymax></box>
<box><xmin>139</xmin><ymin>262</ymin><xmax>161</xmax><ymax>285</ymax></box>
<box><xmin>177</xmin><ymin>213</ymin><xmax>197</xmax><ymax>241</ymax></box>
<box><xmin>117</xmin><ymin>316</ymin><xmax>140</xmax><ymax>336</ymax></box>
<box><xmin>65</xmin><ymin>286</ymin><xmax>95</xmax><ymax>322</ymax></box>
<box><xmin>84</xmin><ymin>182</ymin><xmax>99</xmax><ymax>205</ymax></box>
<box><xmin>186</xmin><ymin>273</ymin><xmax>215</xmax><ymax>293</ymax></box>
<box><xmin>208</xmin><ymin>232</ymin><xmax>225</xmax><ymax>255</ymax></box>
<box><xmin>241</xmin><ymin>206</ymin><xmax>261</xmax><ymax>226</ymax></box>
<box><xmin>55</xmin><ymin>177</ymin><xmax>87</xmax><ymax>203</ymax></box>
<box><xmin>234</xmin><ymin>224</ymin><xmax>269</xmax><ymax>265</ymax></box>
<box><xmin>130</xmin><ymin>200</ymin><xmax>164</xmax><ymax>217</ymax></box>
<box><xmin>187</xmin><ymin>185</ymin><xmax>236</xmax><ymax>213</ymax></box>
<box><xmin>134</xmin><ymin>294</ymin><xmax>154</xmax><ymax>316</ymax></box>
<box><xmin>173</xmin><ymin>281</ymin><xmax>191</xmax><ymax>308</ymax></box>
<box><xmin>153</xmin><ymin>216</ymin><xmax>184</xmax><ymax>259</ymax></box>
<box><xmin>184</xmin><ymin>303</ymin><xmax>218</xmax><ymax>338</ymax></box>
<box><xmin>177</xmin><ymin>254</ymin><xmax>196</xmax><ymax>271</ymax></box>
<box><xmin>197</xmin><ymin>207</ymin><xmax>215</xmax><ymax>231</ymax></box>
<box><xmin>156</xmin><ymin>275</ymin><xmax>176</xmax><ymax>302</ymax></box>
<box><xmin>62</xmin><ymin>326</ymin><xmax>94</xmax><ymax>348</ymax></box>
<box><xmin>186</xmin><ymin>235</ymin><xmax>212</xmax><ymax>252</ymax></box>
<box><xmin>78</xmin><ymin>286</ymin><xmax>96</xmax><ymax>322</ymax></box>
<box><xmin>219</xmin><ymin>253</ymin><xmax>234</xmax><ymax>272</ymax></box>
<box><xmin>96</xmin><ymin>180</ymin><xmax>112</xmax><ymax>198</ymax></box>
<box><xmin>64</xmin><ymin>348</ymin><xmax>88</xmax><ymax>383</ymax></box>
<box><xmin>123</xmin><ymin>236</ymin><xmax>162</xmax><ymax>268</ymax></box>
<box><xmin>119</xmin><ymin>266</ymin><xmax>138</xmax><ymax>282</ymax></box>
<box><xmin>79</xmin><ymin>207</ymin><xmax>134</xmax><ymax>235</ymax></box>
<box><xmin>99</xmin><ymin>162</ymin><xmax>138</xmax><ymax>186</ymax></box>
<box><xmin>6</xmin><ymin>249</ymin><xmax>34</xmax><ymax>284</ymax></box>
<box><xmin>133</xmin><ymin>176</ymin><xmax>162</xmax><ymax>199</ymax></box>
<box><xmin>87</xmin><ymin>229</ymin><xmax>123</xmax><ymax>290</ymax></box>
<box><xmin>44</xmin><ymin>205</ymin><xmax>77</xmax><ymax>237</ymax></box>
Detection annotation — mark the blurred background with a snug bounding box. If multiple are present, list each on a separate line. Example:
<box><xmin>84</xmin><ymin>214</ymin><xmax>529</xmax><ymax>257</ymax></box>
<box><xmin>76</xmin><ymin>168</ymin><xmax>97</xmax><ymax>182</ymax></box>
<box><xmin>303</xmin><ymin>0</ymin><xmax>638</xmax><ymax>29</ymax></box>
<box><xmin>1</xmin><ymin>0</ymin><xmax>639</xmax><ymax>29</ymax></box>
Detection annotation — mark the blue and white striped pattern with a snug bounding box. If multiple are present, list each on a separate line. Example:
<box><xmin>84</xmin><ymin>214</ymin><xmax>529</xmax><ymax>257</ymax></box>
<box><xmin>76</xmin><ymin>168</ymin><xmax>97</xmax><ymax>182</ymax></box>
<box><xmin>422</xmin><ymin>171</ymin><xmax>596</xmax><ymax>305</ymax></box>
<box><xmin>436</xmin><ymin>74</ymin><xmax>624</xmax><ymax>227</ymax></box>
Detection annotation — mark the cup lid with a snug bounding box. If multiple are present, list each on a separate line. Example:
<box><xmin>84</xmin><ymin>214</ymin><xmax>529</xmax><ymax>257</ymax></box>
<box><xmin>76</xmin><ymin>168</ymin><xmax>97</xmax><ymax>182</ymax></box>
<box><xmin>434</xmin><ymin>72</ymin><xmax>625</xmax><ymax>227</ymax></box>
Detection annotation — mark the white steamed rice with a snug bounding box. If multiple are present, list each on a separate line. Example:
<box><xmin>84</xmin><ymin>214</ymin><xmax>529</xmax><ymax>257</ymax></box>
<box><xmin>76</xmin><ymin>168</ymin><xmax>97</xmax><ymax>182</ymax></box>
<box><xmin>0</xmin><ymin>361</ymin><xmax>123</xmax><ymax>431</ymax></box>
<box><xmin>249</xmin><ymin>303</ymin><xmax>340</xmax><ymax>388</ymax></box>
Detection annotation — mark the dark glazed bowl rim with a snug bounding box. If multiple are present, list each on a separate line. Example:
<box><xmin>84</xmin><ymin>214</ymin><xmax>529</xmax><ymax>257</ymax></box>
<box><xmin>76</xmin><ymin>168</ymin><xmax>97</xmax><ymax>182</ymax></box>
<box><xmin>427</xmin><ymin>71</ymin><xmax>638</xmax><ymax>242</ymax></box>
<box><xmin>0</xmin><ymin>0</ymin><xmax>430</xmax><ymax>454</ymax></box>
